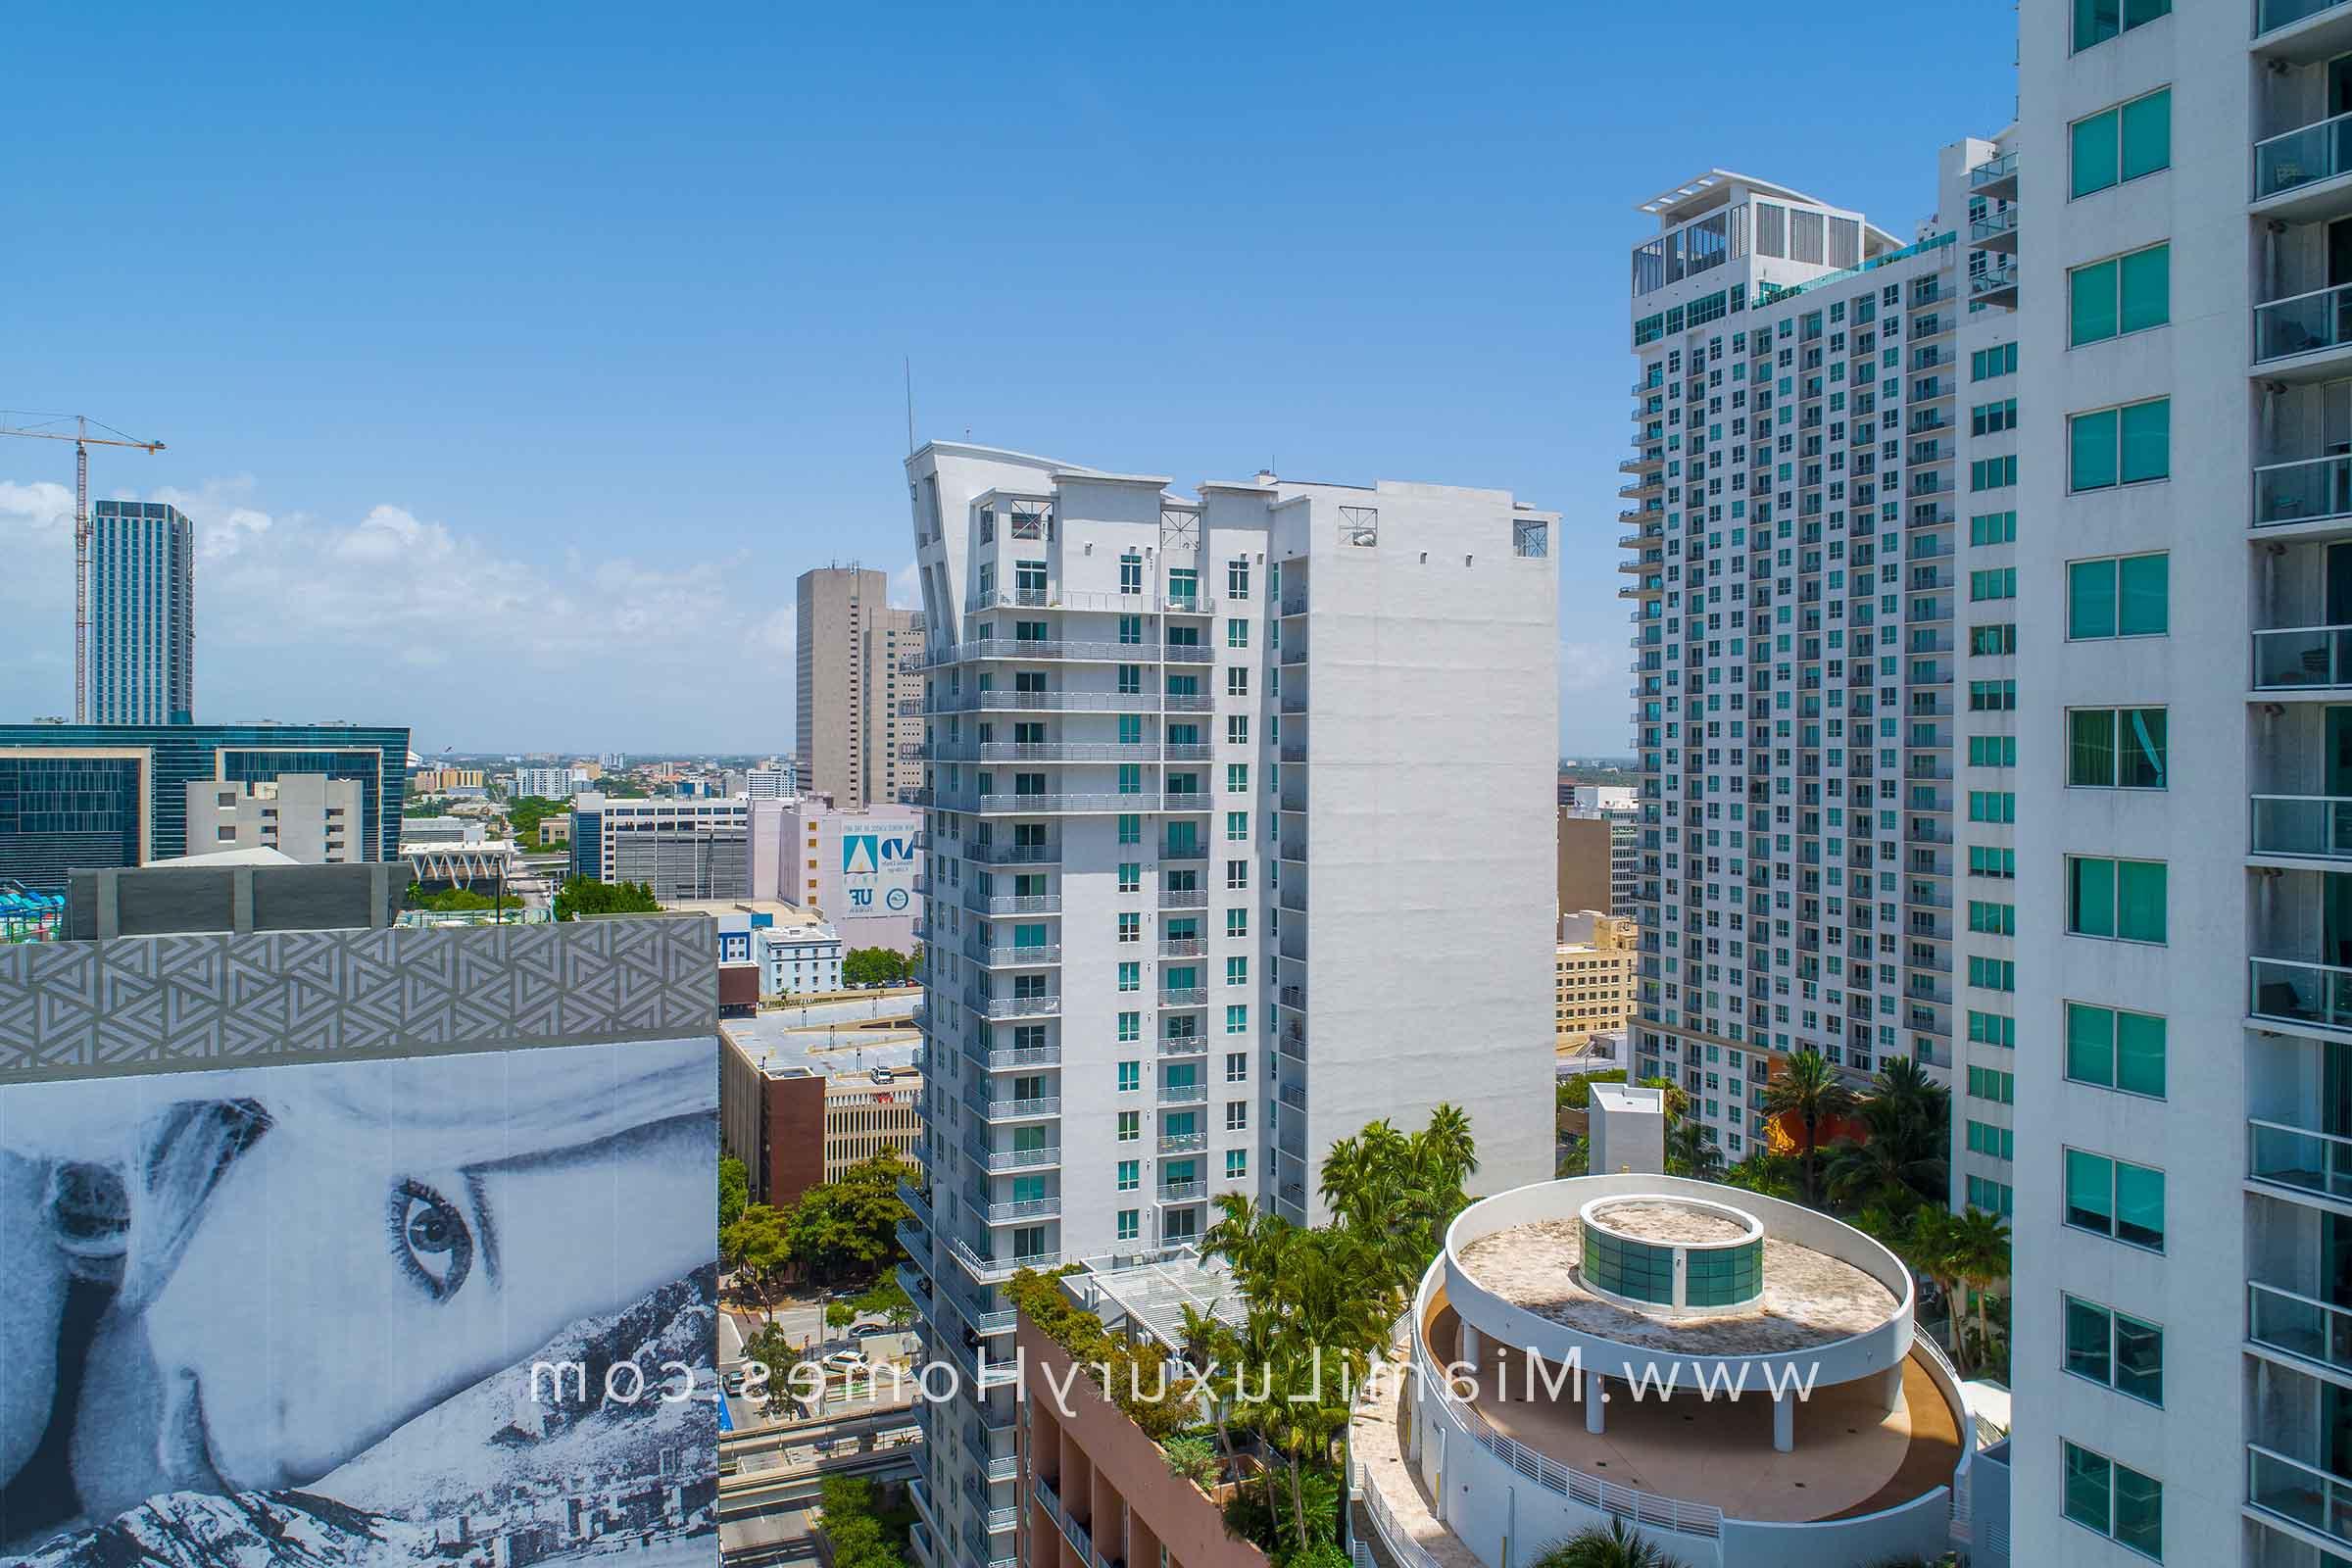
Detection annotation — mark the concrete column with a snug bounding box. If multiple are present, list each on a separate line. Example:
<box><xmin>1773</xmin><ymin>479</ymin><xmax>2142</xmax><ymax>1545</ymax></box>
<box><xmin>1772</xmin><ymin>1387</ymin><xmax>1794</xmax><ymax>1453</ymax></box>
<box><xmin>1882</xmin><ymin>1362</ymin><xmax>1907</xmax><ymax>1415</ymax></box>
<box><xmin>1460</xmin><ymin>1322</ymin><xmax>1482</xmax><ymax>1373</ymax></box>
<box><xmin>1584</xmin><ymin>1366</ymin><xmax>1606</xmax><ymax>1435</ymax></box>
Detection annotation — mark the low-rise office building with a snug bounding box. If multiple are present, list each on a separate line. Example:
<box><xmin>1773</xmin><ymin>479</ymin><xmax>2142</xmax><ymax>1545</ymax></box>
<box><xmin>1555</xmin><ymin>908</ymin><xmax>1637</xmax><ymax>1047</ymax></box>
<box><xmin>570</xmin><ymin>792</ymin><xmax>749</xmax><ymax>901</ymax></box>
<box><xmin>747</xmin><ymin>798</ymin><xmax>920</xmax><ymax>952</ymax></box>
<box><xmin>182</xmin><ymin>773</ymin><xmax>364</xmax><ymax>863</ymax></box>
<box><xmin>719</xmin><ymin>1024</ymin><xmax>922</xmax><ymax>1207</ymax></box>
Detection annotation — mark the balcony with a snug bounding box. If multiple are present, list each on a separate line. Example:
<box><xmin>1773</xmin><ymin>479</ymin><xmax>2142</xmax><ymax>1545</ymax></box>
<box><xmin>2255</xmin><ymin>281</ymin><xmax>2352</xmax><ymax>374</ymax></box>
<box><xmin>949</xmin><ymin>1234</ymin><xmax>1060</xmax><ymax>1283</ymax></box>
<box><xmin>1158</xmin><ymin>938</ymin><xmax>1202</xmax><ymax>957</ymax></box>
<box><xmin>1159</xmin><ymin>1131</ymin><xmax>1207</xmax><ymax>1153</ymax></box>
<box><xmin>962</xmin><ymin>990</ymin><xmax>1060</xmax><ymax>1020</ymax></box>
<box><xmin>1159</xmin><ymin>841</ymin><xmax>1208</xmax><ymax>860</ymax></box>
<box><xmin>966</xmin><ymin>943</ymin><xmax>1061</xmax><ymax>968</ymax></box>
<box><xmin>1157</xmin><ymin>1034</ymin><xmax>1207</xmax><ymax>1055</ymax></box>
<box><xmin>1968</xmin><ymin>149</ymin><xmax>2018</xmax><ymax>198</ymax></box>
<box><xmin>973</xmin><ymin>792</ymin><xmax>1162</xmax><ymax>814</ymax></box>
<box><xmin>2254</xmin><ymin>624</ymin><xmax>2352</xmax><ymax>690</ymax></box>
<box><xmin>2257</xmin><ymin>110</ymin><xmax>2352</xmax><ymax>218</ymax></box>
<box><xmin>964</xmin><ymin>839</ymin><xmax>1059</xmax><ymax>865</ymax></box>
<box><xmin>2251</xmin><ymin>1280</ymin><xmax>2352</xmax><ymax>1375</ymax></box>
<box><xmin>2253</xmin><ymin>1115</ymin><xmax>2352</xmax><ymax>1198</ymax></box>
<box><xmin>2251</xmin><ymin>956</ymin><xmax>2352</xmax><ymax>1031</ymax></box>
<box><xmin>2249</xmin><ymin>1445</ymin><xmax>2352</xmax><ymax>1549</ymax></box>
<box><xmin>984</xmin><ymin>1196</ymin><xmax>1061</xmax><ymax>1223</ymax></box>
<box><xmin>1158</xmin><ymin>888</ymin><xmax>1208</xmax><ymax>908</ymax></box>
<box><xmin>965</xmin><ymin>891</ymin><xmax>1059</xmax><ymax>915</ymax></box>
<box><xmin>971</xmin><ymin>1093</ymin><xmax>1060</xmax><ymax>1122</ymax></box>
<box><xmin>1157</xmin><ymin>1082</ymin><xmax>1207</xmax><ymax>1103</ymax></box>
<box><xmin>1157</xmin><ymin>1181</ymin><xmax>1206</xmax><ymax>1202</ymax></box>
<box><xmin>1970</xmin><ymin>262</ymin><xmax>2019</xmax><ymax>305</ymax></box>
<box><xmin>2253</xmin><ymin>796</ymin><xmax>2352</xmax><ymax>860</ymax></box>
<box><xmin>1967</xmin><ymin>208</ymin><xmax>2018</xmax><ymax>252</ymax></box>
<box><xmin>2255</xmin><ymin>454</ymin><xmax>2352</xmax><ymax>530</ymax></box>
<box><xmin>1159</xmin><ymin>987</ymin><xmax>1207</xmax><ymax>1006</ymax></box>
<box><xmin>962</xmin><ymin>1136</ymin><xmax>1061</xmax><ymax>1173</ymax></box>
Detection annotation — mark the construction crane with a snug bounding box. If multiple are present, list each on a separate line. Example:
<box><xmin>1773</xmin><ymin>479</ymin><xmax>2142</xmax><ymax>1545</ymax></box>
<box><xmin>0</xmin><ymin>413</ymin><xmax>168</xmax><ymax>722</ymax></box>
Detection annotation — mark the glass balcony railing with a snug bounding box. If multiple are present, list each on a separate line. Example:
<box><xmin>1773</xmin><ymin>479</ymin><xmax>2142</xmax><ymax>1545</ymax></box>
<box><xmin>2262</xmin><ymin>0</ymin><xmax>2352</xmax><ymax>32</ymax></box>
<box><xmin>2251</xmin><ymin>1115</ymin><xmax>2352</xmax><ymax>1197</ymax></box>
<box><xmin>2251</xmin><ymin>1281</ymin><xmax>2352</xmax><ymax>1373</ymax></box>
<box><xmin>2259</xmin><ymin>111</ymin><xmax>2352</xmax><ymax>199</ymax></box>
<box><xmin>2252</xmin><ymin>956</ymin><xmax>2352</xmax><ymax>1029</ymax></box>
<box><xmin>2253</xmin><ymin>796</ymin><xmax>2352</xmax><ymax>858</ymax></box>
<box><xmin>2257</xmin><ymin>281</ymin><xmax>2352</xmax><ymax>363</ymax></box>
<box><xmin>2255</xmin><ymin>454</ymin><xmax>2352</xmax><ymax>526</ymax></box>
<box><xmin>1968</xmin><ymin>151</ymin><xmax>2018</xmax><ymax>189</ymax></box>
<box><xmin>2250</xmin><ymin>1444</ymin><xmax>2352</xmax><ymax>1547</ymax></box>
<box><xmin>2255</xmin><ymin>625</ymin><xmax>2352</xmax><ymax>688</ymax></box>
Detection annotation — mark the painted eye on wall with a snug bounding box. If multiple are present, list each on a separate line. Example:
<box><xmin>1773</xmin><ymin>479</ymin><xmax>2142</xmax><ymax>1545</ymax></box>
<box><xmin>387</xmin><ymin>1178</ymin><xmax>473</xmax><ymax>1301</ymax></box>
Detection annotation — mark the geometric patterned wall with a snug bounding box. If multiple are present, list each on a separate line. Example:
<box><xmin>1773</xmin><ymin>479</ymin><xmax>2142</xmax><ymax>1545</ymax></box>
<box><xmin>0</xmin><ymin>914</ymin><xmax>716</xmax><ymax>1081</ymax></box>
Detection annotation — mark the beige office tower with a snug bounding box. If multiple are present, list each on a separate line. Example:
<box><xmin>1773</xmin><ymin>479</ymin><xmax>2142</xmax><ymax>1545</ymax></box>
<box><xmin>796</xmin><ymin>564</ymin><xmax>922</xmax><ymax>808</ymax></box>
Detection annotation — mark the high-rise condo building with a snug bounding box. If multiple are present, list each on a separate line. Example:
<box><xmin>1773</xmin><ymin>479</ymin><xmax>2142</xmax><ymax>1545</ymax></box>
<box><xmin>795</xmin><ymin>564</ymin><xmax>923</xmax><ymax>808</ymax></box>
<box><xmin>1621</xmin><ymin>147</ymin><xmax>2021</xmax><ymax>1200</ymax></box>
<box><xmin>87</xmin><ymin>499</ymin><xmax>193</xmax><ymax>726</ymax></box>
<box><xmin>897</xmin><ymin>442</ymin><xmax>1558</xmax><ymax>1568</ymax></box>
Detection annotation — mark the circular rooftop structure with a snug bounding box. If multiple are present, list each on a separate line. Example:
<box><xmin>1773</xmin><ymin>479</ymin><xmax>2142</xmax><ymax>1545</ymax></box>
<box><xmin>1348</xmin><ymin>1173</ymin><xmax>1977</xmax><ymax>1568</ymax></box>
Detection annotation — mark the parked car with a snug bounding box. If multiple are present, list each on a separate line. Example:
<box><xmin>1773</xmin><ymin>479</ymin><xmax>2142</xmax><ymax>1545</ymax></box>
<box><xmin>818</xmin><ymin>1349</ymin><xmax>870</xmax><ymax>1374</ymax></box>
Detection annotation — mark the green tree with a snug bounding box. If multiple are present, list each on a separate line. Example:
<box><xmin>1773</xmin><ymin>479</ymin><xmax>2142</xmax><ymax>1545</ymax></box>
<box><xmin>815</xmin><ymin>1475</ymin><xmax>908</xmax><ymax>1568</ymax></box>
<box><xmin>553</xmin><ymin>875</ymin><xmax>662</xmax><ymax>921</ymax></box>
<box><xmin>855</xmin><ymin>1274</ymin><xmax>915</xmax><ymax>1326</ymax></box>
<box><xmin>842</xmin><ymin>947</ymin><xmax>910</xmax><ymax>988</ymax></box>
<box><xmin>1531</xmin><ymin>1519</ymin><xmax>1688</xmax><ymax>1568</ymax></box>
<box><xmin>784</xmin><ymin>1150</ymin><xmax>918</xmax><ymax>1284</ymax></box>
<box><xmin>1758</xmin><ymin>1049</ymin><xmax>1858</xmax><ymax>1207</ymax></box>
<box><xmin>1949</xmin><ymin>1204</ymin><xmax>2012</xmax><ymax>1369</ymax></box>
<box><xmin>719</xmin><ymin>1153</ymin><xmax>749</xmax><ymax>1232</ymax></box>
<box><xmin>1663</xmin><ymin>1117</ymin><xmax>1724</xmax><ymax>1180</ymax></box>
<box><xmin>503</xmin><ymin>794</ymin><xmax>568</xmax><ymax>843</ymax></box>
<box><xmin>1557</xmin><ymin>1069</ymin><xmax>1627</xmax><ymax>1110</ymax></box>
<box><xmin>722</xmin><ymin>1203</ymin><xmax>794</xmax><ymax>1320</ymax></box>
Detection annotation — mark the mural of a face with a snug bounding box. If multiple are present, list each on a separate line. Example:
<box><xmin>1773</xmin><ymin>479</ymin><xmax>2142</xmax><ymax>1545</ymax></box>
<box><xmin>0</xmin><ymin>1151</ymin><xmax>68</xmax><ymax>1492</ymax></box>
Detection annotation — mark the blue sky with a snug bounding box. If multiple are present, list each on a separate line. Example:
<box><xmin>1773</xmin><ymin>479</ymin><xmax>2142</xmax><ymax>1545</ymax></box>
<box><xmin>0</xmin><ymin>2</ymin><xmax>2015</xmax><ymax>754</ymax></box>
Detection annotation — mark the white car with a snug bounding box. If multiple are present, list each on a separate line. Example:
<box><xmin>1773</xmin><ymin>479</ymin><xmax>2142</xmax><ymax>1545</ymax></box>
<box><xmin>818</xmin><ymin>1349</ymin><xmax>870</xmax><ymax>1374</ymax></box>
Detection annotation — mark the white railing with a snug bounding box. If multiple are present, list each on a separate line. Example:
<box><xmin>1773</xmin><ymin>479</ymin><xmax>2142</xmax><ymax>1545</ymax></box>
<box><xmin>1405</xmin><ymin>1272</ymin><xmax>1726</xmax><ymax>1540</ymax></box>
<box><xmin>1348</xmin><ymin>1454</ymin><xmax>1446</xmax><ymax>1568</ymax></box>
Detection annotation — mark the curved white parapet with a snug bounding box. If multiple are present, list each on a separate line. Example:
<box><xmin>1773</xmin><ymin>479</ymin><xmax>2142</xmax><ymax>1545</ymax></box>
<box><xmin>1442</xmin><ymin>1173</ymin><xmax>1916</xmax><ymax>1393</ymax></box>
<box><xmin>1364</xmin><ymin>1174</ymin><xmax>1972</xmax><ymax>1568</ymax></box>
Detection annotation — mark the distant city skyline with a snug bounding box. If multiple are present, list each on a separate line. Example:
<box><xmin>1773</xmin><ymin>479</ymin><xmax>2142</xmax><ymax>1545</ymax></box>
<box><xmin>1</xmin><ymin>4</ymin><xmax>2012</xmax><ymax>754</ymax></box>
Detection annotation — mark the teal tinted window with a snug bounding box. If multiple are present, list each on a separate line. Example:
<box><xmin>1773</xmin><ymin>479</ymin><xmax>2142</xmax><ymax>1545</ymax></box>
<box><xmin>1683</xmin><ymin>1238</ymin><xmax>1764</xmax><ymax>1306</ymax></box>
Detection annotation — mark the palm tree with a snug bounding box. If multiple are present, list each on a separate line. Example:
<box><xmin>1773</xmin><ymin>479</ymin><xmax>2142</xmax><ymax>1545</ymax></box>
<box><xmin>1948</xmin><ymin>1204</ymin><xmax>2012</xmax><ymax>1366</ymax></box>
<box><xmin>1887</xmin><ymin>1205</ymin><xmax>1971</xmax><ymax>1374</ymax></box>
<box><xmin>1663</xmin><ymin>1117</ymin><xmax>1723</xmax><ymax>1180</ymax></box>
<box><xmin>1531</xmin><ymin>1518</ymin><xmax>1688</xmax><ymax>1568</ymax></box>
<box><xmin>1758</xmin><ymin>1049</ymin><xmax>1858</xmax><ymax>1207</ymax></box>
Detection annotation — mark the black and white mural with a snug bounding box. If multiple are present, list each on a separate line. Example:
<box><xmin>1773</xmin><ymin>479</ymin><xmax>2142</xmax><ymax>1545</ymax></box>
<box><xmin>0</xmin><ymin>1038</ymin><xmax>718</xmax><ymax>1566</ymax></box>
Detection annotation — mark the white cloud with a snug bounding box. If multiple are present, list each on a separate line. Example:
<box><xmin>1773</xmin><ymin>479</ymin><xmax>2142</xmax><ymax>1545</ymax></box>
<box><xmin>0</xmin><ymin>472</ymin><xmax>804</xmax><ymax>749</ymax></box>
<box><xmin>891</xmin><ymin>559</ymin><xmax>921</xmax><ymax>609</ymax></box>
<box><xmin>1556</xmin><ymin>641</ymin><xmax>1619</xmax><ymax>693</ymax></box>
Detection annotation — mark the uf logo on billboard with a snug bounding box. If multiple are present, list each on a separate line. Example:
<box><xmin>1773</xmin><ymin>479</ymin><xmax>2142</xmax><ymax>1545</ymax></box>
<box><xmin>843</xmin><ymin>830</ymin><xmax>916</xmax><ymax>910</ymax></box>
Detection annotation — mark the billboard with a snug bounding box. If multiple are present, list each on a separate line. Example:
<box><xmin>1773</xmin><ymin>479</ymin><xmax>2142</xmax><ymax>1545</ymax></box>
<box><xmin>0</xmin><ymin>1038</ymin><xmax>717</xmax><ymax>1566</ymax></box>
<box><xmin>840</xmin><ymin>825</ymin><xmax>917</xmax><ymax>916</ymax></box>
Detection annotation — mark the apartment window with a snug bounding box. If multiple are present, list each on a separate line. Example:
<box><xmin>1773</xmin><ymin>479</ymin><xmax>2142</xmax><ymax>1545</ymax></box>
<box><xmin>1117</xmin><ymin>912</ymin><xmax>1141</xmax><ymax>943</ymax></box>
<box><xmin>1970</xmin><ymin>567</ymin><xmax>2016</xmax><ymax>601</ymax></box>
<box><xmin>1225</xmin><ymin>559</ymin><xmax>1250</xmax><ymax>600</ymax></box>
<box><xmin>1225</xmin><ymin>1102</ymin><xmax>1248</xmax><ymax>1131</ymax></box>
<box><xmin>1970</xmin><ymin>510</ymin><xmax>2016</xmax><ymax>546</ymax></box>
<box><xmin>1226</xmin><ymin>1148</ymin><xmax>1249</xmax><ymax>1178</ymax></box>
<box><xmin>2067</xmin><ymin>553</ymin><xmax>2167</xmax><ymax>639</ymax></box>
<box><xmin>1969</xmin><ymin>343</ymin><xmax>2018</xmax><ymax>381</ymax></box>
<box><xmin>1967</xmin><ymin>791</ymin><xmax>2017</xmax><ymax>824</ymax></box>
<box><xmin>1966</xmin><ymin>1120</ymin><xmax>2015</xmax><ymax>1160</ymax></box>
<box><xmin>1225</xmin><ymin>1051</ymin><xmax>1248</xmax><ymax>1082</ymax></box>
<box><xmin>2063</xmin><ymin>1441</ymin><xmax>2164</xmax><ymax>1560</ymax></box>
<box><xmin>1118</xmin><ymin>613</ymin><xmax>1144</xmax><ymax>644</ymax></box>
<box><xmin>1117</xmin><ymin>1159</ymin><xmax>1139</xmax><ymax>1192</ymax></box>
<box><xmin>2069</xmin><ymin>708</ymin><xmax>2167</xmax><ymax>789</ymax></box>
<box><xmin>1969</xmin><ymin>735</ymin><xmax>2018</xmax><ymax>766</ymax></box>
<box><xmin>1117</xmin><ymin>1060</ymin><xmax>1140</xmax><ymax>1093</ymax></box>
<box><xmin>1117</xmin><ymin>1209</ymin><xmax>1140</xmax><ymax>1242</ymax></box>
<box><xmin>1967</xmin><ymin>900</ymin><xmax>2016</xmax><ymax>935</ymax></box>
<box><xmin>1967</xmin><ymin>1174</ymin><xmax>2014</xmax><ymax>1216</ymax></box>
<box><xmin>1119</xmin><ymin>663</ymin><xmax>1143</xmax><ymax>695</ymax></box>
<box><xmin>1120</xmin><ymin>552</ymin><xmax>1144</xmax><ymax>595</ymax></box>
<box><xmin>1969</xmin><ymin>956</ymin><xmax>2017</xmax><ymax>992</ymax></box>
<box><xmin>1118</xmin><ymin>961</ymin><xmax>1141</xmax><ymax>993</ymax></box>
<box><xmin>1969</xmin><ymin>846</ymin><xmax>2017</xmax><ymax>879</ymax></box>
<box><xmin>1118</xmin><ymin>861</ymin><xmax>1141</xmax><ymax>893</ymax></box>
<box><xmin>1225</xmin><ymin>1004</ymin><xmax>1248</xmax><ymax>1034</ymax></box>
<box><xmin>1227</xmin><ymin>908</ymin><xmax>1249</xmax><ymax>938</ymax></box>
<box><xmin>1970</xmin><ymin>399</ymin><xmax>2018</xmax><ymax>436</ymax></box>
<box><xmin>2065</xmin><ymin>1298</ymin><xmax>2164</xmax><ymax>1406</ymax></box>
<box><xmin>1226</xmin><ymin>956</ymin><xmax>1248</xmax><ymax>985</ymax></box>
<box><xmin>1226</xmin><ymin>666</ymin><xmax>1249</xmax><ymax>697</ymax></box>
<box><xmin>1118</xmin><ymin>813</ymin><xmax>1142</xmax><ymax>845</ymax></box>
<box><xmin>2065</xmin><ymin>1002</ymin><xmax>2167</xmax><ymax>1098</ymax></box>
<box><xmin>1118</xmin><ymin>1009</ymin><xmax>1140</xmax><ymax>1040</ymax></box>
<box><xmin>2069</xmin><ymin>398</ymin><xmax>2169</xmax><ymax>490</ymax></box>
<box><xmin>1227</xmin><ymin>617</ymin><xmax>1249</xmax><ymax>649</ymax></box>
<box><xmin>1969</xmin><ymin>1064</ymin><xmax>2016</xmax><ymax>1102</ymax></box>
<box><xmin>1226</xmin><ymin>810</ymin><xmax>1249</xmax><ymax>842</ymax></box>
<box><xmin>1227</xmin><ymin>714</ymin><xmax>1249</xmax><ymax>745</ymax></box>
<box><xmin>2066</xmin><ymin>1149</ymin><xmax>2166</xmax><ymax>1251</ymax></box>
<box><xmin>2070</xmin><ymin>244</ymin><xmax>2169</xmax><ymax>346</ymax></box>
<box><xmin>1227</xmin><ymin>763</ymin><xmax>1249</xmax><ymax>793</ymax></box>
<box><xmin>1970</xmin><ymin>624</ymin><xmax>2018</xmax><ymax>657</ymax></box>
<box><xmin>2067</xmin><ymin>856</ymin><xmax>2167</xmax><ymax>944</ymax></box>
<box><xmin>1969</xmin><ymin>679</ymin><xmax>2017</xmax><ymax>711</ymax></box>
<box><xmin>1117</xmin><ymin>1111</ymin><xmax>1141</xmax><ymax>1143</ymax></box>
<box><xmin>2072</xmin><ymin>89</ymin><xmax>2171</xmax><ymax>196</ymax></box>
<box><xmin>1966</xmin><ymin>1010</ymin><xmax>2023</xmax><ymax>1048</ymax></box>
<box><xmin>2074</xmin><ymin>0</ymin><xmax>2169</xmax><ymax>53</ymax></box>
<box><xmin>1226</xmin><ymin>858</ymin><xmax>1249</xmax><ymax>890</ymax></box>
<box><xmin>1970</xmin><ymin>456</ymin><xmax>2017</xmax><ymax>492</ymax></box>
